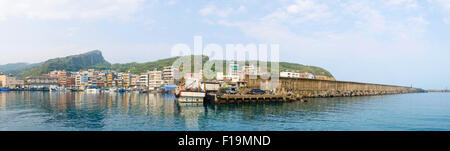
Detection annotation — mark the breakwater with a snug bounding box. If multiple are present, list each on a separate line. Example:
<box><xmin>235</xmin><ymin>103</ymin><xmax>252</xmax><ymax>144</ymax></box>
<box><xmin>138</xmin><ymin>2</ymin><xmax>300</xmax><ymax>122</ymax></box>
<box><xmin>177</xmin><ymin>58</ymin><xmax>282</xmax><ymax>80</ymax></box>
<box><xmin>247</xmin><ymin>76</ymin><xmax>425</xmax><ymax>98</ymax></box>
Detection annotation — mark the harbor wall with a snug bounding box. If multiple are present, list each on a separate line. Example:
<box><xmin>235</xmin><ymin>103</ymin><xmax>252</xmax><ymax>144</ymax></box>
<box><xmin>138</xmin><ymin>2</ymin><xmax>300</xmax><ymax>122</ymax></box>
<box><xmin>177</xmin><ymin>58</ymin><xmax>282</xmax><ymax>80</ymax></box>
<box><xmin>246</xmin><ymin>76</ymin><xmax>424</xmax><ymax>98</ymax></box>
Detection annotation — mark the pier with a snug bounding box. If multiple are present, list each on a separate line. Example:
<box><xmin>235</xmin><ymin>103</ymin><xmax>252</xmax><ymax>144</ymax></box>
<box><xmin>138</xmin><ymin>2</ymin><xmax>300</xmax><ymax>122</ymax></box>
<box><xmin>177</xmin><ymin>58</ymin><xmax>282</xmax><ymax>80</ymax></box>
<box><xmin>206</xmin><ymin>93</ymin><xmax>304</xmax><ymax>104</ymax></box>
<box><xmin>247</xmin><ymin>76</ymin><xmax>426</xmax><ymax>98</ymax></box>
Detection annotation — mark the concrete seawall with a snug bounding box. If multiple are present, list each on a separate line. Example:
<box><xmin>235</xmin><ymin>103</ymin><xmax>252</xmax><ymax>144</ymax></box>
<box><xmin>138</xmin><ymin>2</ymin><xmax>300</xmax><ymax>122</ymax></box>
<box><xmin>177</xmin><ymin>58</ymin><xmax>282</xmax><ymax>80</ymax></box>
<box><xmin>247</xmin><ymin>76</ymin><xmax>425</xmax><ymax>98</ymax></box>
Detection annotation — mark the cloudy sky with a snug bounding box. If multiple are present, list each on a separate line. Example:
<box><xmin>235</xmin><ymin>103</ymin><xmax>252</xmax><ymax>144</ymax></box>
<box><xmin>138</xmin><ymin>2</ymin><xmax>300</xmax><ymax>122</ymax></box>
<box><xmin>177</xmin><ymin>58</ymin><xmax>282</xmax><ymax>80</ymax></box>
<box><xmin>0</xmin><ymin>0</ymin><xmax>449</xmax><ymax>89</ymax></box>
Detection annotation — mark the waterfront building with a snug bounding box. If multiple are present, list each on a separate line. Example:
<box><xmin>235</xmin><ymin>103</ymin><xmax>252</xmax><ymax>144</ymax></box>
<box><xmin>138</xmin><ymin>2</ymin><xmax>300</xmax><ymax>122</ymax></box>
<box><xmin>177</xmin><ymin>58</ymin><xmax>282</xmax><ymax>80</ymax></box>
<box><xmin>66</xmin><ymin>77</ymin><xmax>75</xmax><ymax>88</ymax></box>
<box><xmin>280</xmin><ymin>72</ymin><xmax>300</xmax><ymax>78</ymax></box>
<box><xmin>26</xmin><ymin>76</ymin><xmax>58</xmax><ymax>87</ymax></box>
<box><xmin>75</xmin><ymin>72</ymin><xmax>89</xmax><ymax>90</ymax></box>
<box><xmin>148</xmin><ymin>69</ymin><xmax>163</xmax><ymax>90</ymax></box>
<box><xmin>0</xmin><ymin>75</ymin><xmax>24</xmax><ymax>88</ymax></box>
<box><xmin>315</xmin><ymin>75</ymin><xmax>335</xmax><ymax>81</ymax></box>
<box><xmin>57</xmin><ymin>70</ymin><xmax>67</xmax><ymax>87</ymax></box>
<box><xmin>216</xmin><ymin>72</ymin><xmax>224</xmax><ymax>81</ymax></box>
<box><xmin>0</xmin><ymin>74</ymin><xmax>6</xmax><ymax>87</ymax></box>
<box><xmin>226</xmin><ymin>63</ymin><xmax>241</xmax><ymax>82</ymax></box>
<box><xmin>123</xmin><ymin>71</ymin><xmax>132</xmax><ymax>88</ymax></box>
<box><xmin>163</xmin><ymin>66</ymin><xmax>179</xmax><ymax>84</ymax></box>
<box><xmin>137</xmin><ymin>73</ymin><xmax>149</xmax><ymax>89</ymax></box>
<box><xmin>131</xmin><ymin>74</ymin><xmax>138</xmax><ymax>88</ymax></box>
<box><xmin>243</xmin><ymin>65</ymin><xmax>258</xmax><ymax>76</ymax></box>
<box><xmin>299</xmin><ymin>72</ymin><xmax>315</xmax><ymax>79</ymax></box>
<box><xmin>107</xmin><ymin>73</ymin><xmax>114</xmax><ymax>87</ymax></box>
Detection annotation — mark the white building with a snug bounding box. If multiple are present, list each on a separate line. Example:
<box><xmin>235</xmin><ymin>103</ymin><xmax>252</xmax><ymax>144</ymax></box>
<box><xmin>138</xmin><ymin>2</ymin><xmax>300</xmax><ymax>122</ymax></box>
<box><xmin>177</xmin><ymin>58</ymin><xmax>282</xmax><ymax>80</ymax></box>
<box><xmin>216</xmin><ymin>72</ymin><xmax>224</xmax><ymax>81</ymax></box>
<box><xmin>148</xmin><ymin>69</ymin><xmax>163</xmax><ymax>90</ymax></box>
<box><xmin>137</xmin><ymin>73</ymin><xmax>149</xmax><ymax>88</ymax></box>
<box><xmin>162</xmin><ymin>66</ymin><xmax>179</xmax><ymax>84</ymax></box>
<box><xmin>280</xmin><ymin>72</ymin><xmax>300</xmax><ymax>78</ymax></box>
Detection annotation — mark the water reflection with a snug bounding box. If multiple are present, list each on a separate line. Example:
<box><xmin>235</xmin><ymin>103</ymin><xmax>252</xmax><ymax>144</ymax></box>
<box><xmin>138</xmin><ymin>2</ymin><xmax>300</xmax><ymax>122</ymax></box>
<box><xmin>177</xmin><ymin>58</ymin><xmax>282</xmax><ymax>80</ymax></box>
<box><xmin>1</xmin><ymin>91</ymin><xmax>449</xmax><ymax>131</ymax></box>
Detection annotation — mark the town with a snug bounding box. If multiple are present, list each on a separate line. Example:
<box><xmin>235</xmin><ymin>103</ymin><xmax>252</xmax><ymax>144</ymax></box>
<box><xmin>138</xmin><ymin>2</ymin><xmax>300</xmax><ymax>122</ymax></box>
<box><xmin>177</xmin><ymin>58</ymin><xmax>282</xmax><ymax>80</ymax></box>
<box><xmin>0</xmin><ymin>63</ymin><xmax>334</xmax><ymax>94</ymax></box>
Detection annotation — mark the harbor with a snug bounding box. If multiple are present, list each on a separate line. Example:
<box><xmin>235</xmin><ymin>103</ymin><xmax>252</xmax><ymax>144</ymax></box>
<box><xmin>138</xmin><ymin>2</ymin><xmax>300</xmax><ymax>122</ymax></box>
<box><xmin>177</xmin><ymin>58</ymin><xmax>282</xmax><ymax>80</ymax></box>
<box><xmin>1</xmin><ymin>91</ymin><xmax>449</xmax><ymax>131</ymax></box>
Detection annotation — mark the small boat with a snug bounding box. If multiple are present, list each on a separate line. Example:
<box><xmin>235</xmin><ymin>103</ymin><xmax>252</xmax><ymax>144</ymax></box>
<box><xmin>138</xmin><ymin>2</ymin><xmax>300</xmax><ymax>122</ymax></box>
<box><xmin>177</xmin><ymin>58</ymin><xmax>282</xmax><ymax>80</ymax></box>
<box><xmin>158</xmin><ymin>84</ymin><xmax>177</xmax><ymax>93</ymax></box>
<box><xmin>86</xmin><ymin>86</ymin><xmax>102</xmax><ymax>93</ymax></box>
<box><xmin>177</xmin><ymin>91</ymin><xmax>206</xmax><ymax>103</ymax></box>
<box><xmin>0</xmin><ymin>87</ymin><xmax>10</xmax><ymax>92</ymax></box>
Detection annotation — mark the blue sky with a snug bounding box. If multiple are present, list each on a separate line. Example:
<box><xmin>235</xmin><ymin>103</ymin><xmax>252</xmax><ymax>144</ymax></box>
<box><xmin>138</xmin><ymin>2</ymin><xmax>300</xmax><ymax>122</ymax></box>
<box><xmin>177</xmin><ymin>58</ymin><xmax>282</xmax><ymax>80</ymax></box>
<box><xmin>0</xmin><ymin>0</ymin><xmax>449</xmax><ymax>89</ymax></box>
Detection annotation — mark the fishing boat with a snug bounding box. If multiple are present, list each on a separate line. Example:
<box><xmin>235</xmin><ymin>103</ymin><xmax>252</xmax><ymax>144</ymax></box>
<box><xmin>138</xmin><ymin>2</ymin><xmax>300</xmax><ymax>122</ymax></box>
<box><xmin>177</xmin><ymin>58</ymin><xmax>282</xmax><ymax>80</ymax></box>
<box><xmin>0</xmin><ymin>87</ymin><xmax>10</xmax><ymax>92</ymax></box>
<box><xmin>176</xmin><ymin>77</ymin><xmax>205</xmax><ymax>103</ymax></box>
<box><xmin>177</xmin><ymin>91</ymin><xmax>206</xmax><ymax>103</ymax></box>
<box><xmin>158</xmin><ymin>84</ymin><xmax>177</xmax><ymax>93</ymax></box>
<box><xmin>86</xmin><ymin>86</ymin><xmax>102</xmax><ymax>93</ymax></box>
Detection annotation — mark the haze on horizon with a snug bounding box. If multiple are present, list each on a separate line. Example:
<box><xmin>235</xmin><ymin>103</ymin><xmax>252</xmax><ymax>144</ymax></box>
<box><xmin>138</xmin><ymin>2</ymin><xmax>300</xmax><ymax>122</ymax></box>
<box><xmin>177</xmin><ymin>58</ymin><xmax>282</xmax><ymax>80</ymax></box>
<box><xmin>0</xmin><ymin>0</ymin><xmax>449</xmax><ymax>89</ymax></box>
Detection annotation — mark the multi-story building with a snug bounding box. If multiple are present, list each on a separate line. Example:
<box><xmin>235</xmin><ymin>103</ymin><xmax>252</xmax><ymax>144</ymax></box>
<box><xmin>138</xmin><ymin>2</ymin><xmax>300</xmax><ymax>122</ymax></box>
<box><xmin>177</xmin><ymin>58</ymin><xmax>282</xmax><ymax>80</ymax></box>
<box><xmin>216</xmin><ymin>72</ymin><xmax>224</xmax><ymax>81</ymax></box>
<box><xmin>57</xmin><ymin>70</ymin><xmax>67</xmax><ymax>87</ymax></box>
<box><xmin>137</xmin><ymin>73</ymin><xmax>149</xmax><ymax>89</ymax></box>
<box><xmin>75</xmin><ymin>72</ymin><xmax>89</xmax><ymax>90</ymax></box>
<box><xmin>123</xmin><ymin>72</ymin><xmax>132</xmax><ymax>88</ymax></box>
<box><xmin>26</xmin><ymin>76</ymin><xmax>58</xmax><ymax>87</ymax></box>
<box><xmin>243</xmin><ymin>65</ymin><xmax>258</xmax><ymax>76</ymax></box>
<box><xmin>228</xmin><ymin>63</ymin><xmax>240</xmax><ymax>82</ymax></box>
<box><xmin>315</xmin><ymin>75</ymin><xmax>335</xmax><ymax>81</ymax></box>
<box><xmin>131</xmin><ymin>74</ymin><xmax>138</xmax><ymax>88</ymax></box>
<box><xmin>66</xmin><ymin>77</ymin><xmax>75</xmax><ymax>88</ymax></box>
<box><xmin>107</xmin><ymin>73</ymin><xmax>114</xmax><ymax>87</ymax></box>
<box><xmin>0</xmin><ymin>75</ymin><xmax>24</xmax><ymax>88</ymax></box>
<box><xmin>148</xmin><ymin>69</ymin><xmax>163</xmax><ymax>90</ymax></box>
<box><xmin>162</xmin><ymin>66</ymin><xmax>179</xmax><ymax>84</ymax></box>
<box><xmin>280</xmin><ymin>72</ymin><xmax>299</xmax><ymax>78</ymax></box>
<box><xmin>299</xmin><ymin>72</ymin><xmax>315</xmax><ymax>79</ymax></box>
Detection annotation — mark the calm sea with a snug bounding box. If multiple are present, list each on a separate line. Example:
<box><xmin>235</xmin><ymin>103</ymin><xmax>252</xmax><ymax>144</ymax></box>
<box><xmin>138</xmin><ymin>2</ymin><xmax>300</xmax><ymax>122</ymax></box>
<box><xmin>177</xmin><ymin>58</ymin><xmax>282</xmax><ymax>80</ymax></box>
<box><xmin>0</xmin><ymin>91</ymin><xmax>449</xmax><ymax>131</ymax></box>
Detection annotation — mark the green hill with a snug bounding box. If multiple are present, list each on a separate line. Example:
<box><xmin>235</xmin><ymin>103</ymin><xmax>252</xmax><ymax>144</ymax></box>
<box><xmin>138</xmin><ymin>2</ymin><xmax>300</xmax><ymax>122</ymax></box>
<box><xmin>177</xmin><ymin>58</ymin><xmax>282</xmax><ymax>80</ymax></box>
<box><xmin>0</xmin><ymin>62</ymin><xmax>43</xmax><ymax>75</ymax></box>
<box><xmin>17</xmin><ymin>50</ymin><xmax>110</xmax><ymax>77</ymax></box>
<box><xmin>206</xmin><ymin>60</ymin><xmax>334</xmax><ymax>78</ymax></box>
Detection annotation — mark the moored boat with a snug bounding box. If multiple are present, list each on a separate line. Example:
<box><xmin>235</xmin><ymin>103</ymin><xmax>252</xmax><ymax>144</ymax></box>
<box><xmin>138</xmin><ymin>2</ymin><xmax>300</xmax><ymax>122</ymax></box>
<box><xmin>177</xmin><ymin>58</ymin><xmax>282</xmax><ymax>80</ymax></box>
<box><xmin>158</xmin><ymin>84</ymin><xmax>177</xmax><ymax>93</ymax></box>
<box><xmin>86</xmin><ymin>86</ymin><xmax>102</xmax><ymax>93</ymax></box>
<box><xmin>177</xmin><ymin>91</ymin><xmax>206</xmax><ymax>103</ymax></box>
<box><xmin>0</xmin><ymin>87</ymin><xmax>10</xmax><ymax>92</ymax></box>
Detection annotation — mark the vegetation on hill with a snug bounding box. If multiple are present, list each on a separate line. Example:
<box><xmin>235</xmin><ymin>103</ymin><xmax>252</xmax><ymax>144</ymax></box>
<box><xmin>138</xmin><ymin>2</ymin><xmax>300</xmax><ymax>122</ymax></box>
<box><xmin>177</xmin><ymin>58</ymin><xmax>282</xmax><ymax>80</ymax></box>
<box><xmin>17</xmin><ymin>50</ymin><xmax>110</xmax><ymax>77</ymax></box>
<box><xmin>0</xmin><ymin>62</ymin><xmax>43</xmax><ymax>75</ymax></box>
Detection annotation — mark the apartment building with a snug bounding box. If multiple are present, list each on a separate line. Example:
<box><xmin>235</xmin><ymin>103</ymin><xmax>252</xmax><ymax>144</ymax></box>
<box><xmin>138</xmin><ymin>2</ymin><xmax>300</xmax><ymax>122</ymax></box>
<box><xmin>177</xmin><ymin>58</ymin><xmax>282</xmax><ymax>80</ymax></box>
<box><xmin>26</xmin><ymin>76</ymin><xmax>58</xmax><ymax>87</ymax></box>
<box><xmin>0</xmin><ymin>75</ymin><xmax>24</xmax><ymax>88</ymax></box>
<box><xmin>148</xmin><ymin>69</ymin><xmax>163</xmax><ymax>90</ymax></box>
<box><xmin>162</xmin><ymin>66</ymin><xmax>179</xmax><ymax>84</ymax></box>
<box><xmin>137</xmin><ymin>73</ymin><xmax>149</xmax><ymax>88</ymax></box>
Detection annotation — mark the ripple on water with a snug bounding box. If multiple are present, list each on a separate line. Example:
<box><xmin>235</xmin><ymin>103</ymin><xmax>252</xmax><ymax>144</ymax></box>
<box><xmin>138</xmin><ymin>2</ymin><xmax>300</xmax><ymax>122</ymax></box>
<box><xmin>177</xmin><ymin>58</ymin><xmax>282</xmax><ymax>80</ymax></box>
<box><xmin>1</xmin><ymin>92</ymin><xmax>450</xmax><ymax>131</ymax></box>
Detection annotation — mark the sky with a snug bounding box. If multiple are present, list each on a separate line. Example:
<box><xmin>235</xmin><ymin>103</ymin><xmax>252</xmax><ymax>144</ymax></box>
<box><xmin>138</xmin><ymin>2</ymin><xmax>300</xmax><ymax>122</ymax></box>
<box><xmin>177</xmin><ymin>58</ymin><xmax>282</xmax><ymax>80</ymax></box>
<box><xmin>0</xmin><ymin>0</ymin><xmax>449</xmax><ymax>89</ymax></box>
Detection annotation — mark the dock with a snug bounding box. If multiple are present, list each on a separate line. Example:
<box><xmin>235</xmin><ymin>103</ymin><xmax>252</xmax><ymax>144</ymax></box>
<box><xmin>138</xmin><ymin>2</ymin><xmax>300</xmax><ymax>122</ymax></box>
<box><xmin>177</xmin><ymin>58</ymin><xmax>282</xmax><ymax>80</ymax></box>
<box><xmin>207</xmin><ymin>93</ymin><xmax>304</xmax><ymax>104</ymax></box>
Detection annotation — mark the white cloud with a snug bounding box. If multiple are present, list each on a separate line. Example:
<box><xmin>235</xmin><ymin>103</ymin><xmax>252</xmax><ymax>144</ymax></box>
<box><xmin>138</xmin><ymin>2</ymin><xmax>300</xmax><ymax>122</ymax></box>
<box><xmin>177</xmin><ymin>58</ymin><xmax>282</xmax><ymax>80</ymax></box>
<box><xmin>436</xmin><ymin>0</ymin><xmax>450</xmax><ymax>9</ymax></box>
<box><xmin>386</xmin><ymin>0</ymin><xmax>418</xmax><ymax>8</ymax></box>
<box><xmin>0</xmin><ymin>0</ymin><xmax>145</xmax><ymax>21</ymax></box>
<box><xmin>166</xmin><ymin>0</ymin><xmax>177</xmax><ymax>6</ymax></box>
<box><xmin>199</xmin><ymin>4</ymin><xmax>246</xmax><ymax>18</ymax></box>
<box><xmin>408</xmin><ymin>16</ymin><xmax>429</xmax><ymax>25</ymax></box>
<box><xmin>263</xmin><ymin>0</ymin><xmax>331</xmax><ymax>24</ymax></box>
<box><xmin>286</xmin><ymin>0</ymin><xmax>328</xmax><ymax>14</ymax></box>
<box><xmin>444</xmin><ymin>18</ymin><xmax>450</xmax><ymax>24</ymax></box>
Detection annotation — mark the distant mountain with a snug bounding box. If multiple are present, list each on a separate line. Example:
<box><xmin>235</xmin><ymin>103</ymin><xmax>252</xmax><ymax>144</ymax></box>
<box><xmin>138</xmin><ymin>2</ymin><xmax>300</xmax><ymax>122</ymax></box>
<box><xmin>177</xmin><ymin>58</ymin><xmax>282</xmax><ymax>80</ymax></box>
<box><xmin>0</xmin><ymin>62</ymin><xmax>43</xmax><ymax>75</ymax></box>
<box><xmin>2</xmin><ymin>50</ymin><xmax>334</xmax><ymax>79</ymax></box>
<box><xmin>17</xmin><ymin>50</ymin><xmax>110</xmax><ymax>77</ymax></box>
